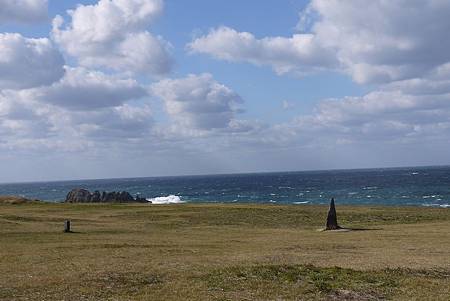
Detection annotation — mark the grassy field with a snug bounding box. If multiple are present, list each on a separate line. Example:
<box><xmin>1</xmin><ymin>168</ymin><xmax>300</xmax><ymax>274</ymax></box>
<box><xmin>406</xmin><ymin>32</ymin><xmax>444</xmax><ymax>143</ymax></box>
<box><xmin>1</xmin><ymin>202</ymin><xmax>450</xmax><ymax>300</ymax></box>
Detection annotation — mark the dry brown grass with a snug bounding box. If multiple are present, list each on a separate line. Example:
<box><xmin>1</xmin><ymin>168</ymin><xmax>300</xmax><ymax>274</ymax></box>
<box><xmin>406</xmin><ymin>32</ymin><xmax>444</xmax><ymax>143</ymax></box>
<box><xmin>1</xmin><ymin>203</ymin><xmax>450</xmax><ymax>300</ymax></box>
<box><xmin>0</xmin><ymin>196</ymin><xmax>37</xmax><ymax>205</ymax></box>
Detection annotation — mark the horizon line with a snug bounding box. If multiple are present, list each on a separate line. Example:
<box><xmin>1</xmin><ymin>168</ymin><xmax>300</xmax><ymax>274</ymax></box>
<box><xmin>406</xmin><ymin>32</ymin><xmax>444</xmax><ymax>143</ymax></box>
<box><xmin>1</xmin><ymin>163</ymin><xmax>449</xmax><ymax>186</ymax></box>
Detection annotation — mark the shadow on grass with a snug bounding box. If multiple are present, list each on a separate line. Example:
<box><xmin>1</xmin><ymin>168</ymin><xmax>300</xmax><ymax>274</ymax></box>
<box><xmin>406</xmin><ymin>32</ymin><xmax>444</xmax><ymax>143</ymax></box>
<box><xmin>62</xmin><ymin>231</ymin><xmax>84</xmax><ymax>234</ymax></box>
<box><xmin>343</xmin><ymin>227</ymin><xmax>383</xmax><ymax>231</ymax></box>
<box><xmin>319</xmin><ymin>227</ymin><xmax>383</xmax><ymax>232</ymax></box>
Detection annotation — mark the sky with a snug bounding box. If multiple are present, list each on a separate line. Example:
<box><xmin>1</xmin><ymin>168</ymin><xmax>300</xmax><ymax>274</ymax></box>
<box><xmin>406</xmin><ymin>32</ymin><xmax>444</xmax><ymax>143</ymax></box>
<box><xmin>1</xmin><ymin>0</ymin><xmax>450</xmax><ymax>183</ymax></box>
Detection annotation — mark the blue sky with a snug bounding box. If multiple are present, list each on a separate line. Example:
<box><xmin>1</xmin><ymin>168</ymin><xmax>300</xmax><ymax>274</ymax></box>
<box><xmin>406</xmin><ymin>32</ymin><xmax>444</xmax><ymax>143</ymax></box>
<box><xmin>1</xmin><ymin>0</ymin><xmax>366</xmax><ymax>123</ymax></box>
<box><xmin>1</xmin><ymin>0</ymin><xmax>450</xmax><ymax>182</ymax></box>
<box><xmin>150</xmin><ymin>0</ymin><xmax>367</xmax><ymax>123</ymax></box>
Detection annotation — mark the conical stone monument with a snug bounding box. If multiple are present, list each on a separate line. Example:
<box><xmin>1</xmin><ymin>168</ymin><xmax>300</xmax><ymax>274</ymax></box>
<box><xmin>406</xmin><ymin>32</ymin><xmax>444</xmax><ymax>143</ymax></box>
<box><xmin>325</xmin><ymin>198</ymin><xmax>341</xmax><ymax>230</ymax></box>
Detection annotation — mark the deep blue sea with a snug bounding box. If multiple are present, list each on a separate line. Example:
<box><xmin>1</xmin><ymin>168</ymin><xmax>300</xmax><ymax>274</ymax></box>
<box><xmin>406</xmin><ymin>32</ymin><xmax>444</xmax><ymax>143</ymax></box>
<box><xmin>1</xmin><ymin>166</ymin><xmax>450</xmax><ymax>207</ymax></box>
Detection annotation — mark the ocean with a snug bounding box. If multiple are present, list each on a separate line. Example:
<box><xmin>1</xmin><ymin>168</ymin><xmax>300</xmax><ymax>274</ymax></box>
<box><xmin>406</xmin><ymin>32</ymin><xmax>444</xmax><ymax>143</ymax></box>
<box><xmin>1</xmin><ymin>166</ymin><xmax>450</xmax><ymax>207</ymax></box>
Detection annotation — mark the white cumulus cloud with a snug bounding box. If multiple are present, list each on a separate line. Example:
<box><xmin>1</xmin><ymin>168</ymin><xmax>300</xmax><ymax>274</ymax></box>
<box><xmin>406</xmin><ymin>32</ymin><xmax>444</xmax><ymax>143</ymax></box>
<box><xmin>0</xmin><ymin>33</ymin><xmax>65</xmax><ymax>89</ymax></box>
<box><xmin>188</xmin><ymin>26</ymin><xmax>337</xmax><ymax>75</ymax></box>
<box><xmin>0</xmin><ymin>90</ymin><xmax>55</xmax><ymax>141</ymax></box>
<box><xmin>151</xmin><ymin>73</ymin><xmax>244</xmax><ymax>131</ymax></box>
<box><xmin>27</xmin><ymin>67</ymin><xmax>147</xmax><ymax>110</ymax></box>
<box><xmin>189</xmin><ymin>1</ymin><xmax>450</xmax><ymax>85</ymax></box>
<box><xmin>186</xmin><ymin>0</ymin><xmax>450</xmax><ymax>151</ymax></box>
<box><xmin>52</xmin><ymin>0</ymin><xmax>172</xmax><ymax>76</ymax></box>
<box><xmin>0</xmin><ymin>88</ymin><xmax>154</xmax><ymax>151</ymax></box>
<box><xmin>308</xmin><ymin>0</ymin><xmax>450</xmax><ymax>84</ymax></box>
<box><xmin>65</xmin><ymin>103</ymin><xmax>154</xmax><ymax>139</ymax></box>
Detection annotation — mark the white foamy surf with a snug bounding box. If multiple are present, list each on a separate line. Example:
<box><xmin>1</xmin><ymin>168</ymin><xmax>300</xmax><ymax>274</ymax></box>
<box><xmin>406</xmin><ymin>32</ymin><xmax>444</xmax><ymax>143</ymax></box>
<box><xmin>147</xmin><ymin>195</ymin><xmax>185</xmax><ymax>204</ymax></box>
<box><xmin>422</xmin><ymin>203</ymin><xmax>450</xmax><ymax>208</ymax></box>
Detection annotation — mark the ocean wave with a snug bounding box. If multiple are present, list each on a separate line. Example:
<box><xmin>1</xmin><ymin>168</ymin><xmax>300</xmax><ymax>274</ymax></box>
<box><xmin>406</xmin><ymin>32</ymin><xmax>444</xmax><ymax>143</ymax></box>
<box><xmin>293</xmin><ymin>201</ymin><xmax>310</xmax><ymax>205</ymax></box>
<box><xmin>363</xmin><ymin>186</ymin><xmax>378</xmax><ymax>190</ymax></box>
<box><xmin>422</xmin><ymin>203</ymin><xmax>450</xmax><ymax>208</ymax></box>
<box><xmin>422</xmin><ymin>195</ymin><xmax>437</xmax><ymax>199</ymax></box>
<box><xmin>147</xmin><ymin>195</ymin><xmax>185</xmax><ymax>204</ymax></box>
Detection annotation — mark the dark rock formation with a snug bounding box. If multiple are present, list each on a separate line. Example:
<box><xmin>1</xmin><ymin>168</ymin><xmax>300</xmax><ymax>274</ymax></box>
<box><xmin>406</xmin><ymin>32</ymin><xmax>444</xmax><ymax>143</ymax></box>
<box><xmin>65</xmin><ymin>188</ymin><xmax>148</xmax><ymax>203</ymax></box>
<box><xmin>65</xmin><ymin>189</ymin><xmax>91</xmax><ymax>203</ymax></box>
<box><xmin>325</xmin><ymin>198</ymin><xmax>341</xmax><ymax>230</ymax></box>
<box><xmin>91</xmin><ymin>190</ymin><xmax>101</xmax><ymax>202</ymax></box>
<box><xmin>135</xmin><ymin>195</ymin><xmax>148</xmax><ymax>203</ymax></box>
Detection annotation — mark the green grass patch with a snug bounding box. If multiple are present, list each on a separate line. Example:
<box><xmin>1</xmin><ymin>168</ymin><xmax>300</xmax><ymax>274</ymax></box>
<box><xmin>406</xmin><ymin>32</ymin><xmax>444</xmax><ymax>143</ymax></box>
<box><xmin>205</xmin><ymin>264</ymin><xmax>401</xmax><ymax>300</ymax></box>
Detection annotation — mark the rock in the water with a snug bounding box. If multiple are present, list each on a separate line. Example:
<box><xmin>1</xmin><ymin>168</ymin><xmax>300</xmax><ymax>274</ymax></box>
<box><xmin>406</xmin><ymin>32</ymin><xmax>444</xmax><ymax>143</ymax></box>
<box><xmin>325</xmin><ymin>198</ymin><xmax>341</xmax><ymax>230</ymax></box>
<box><xmin>65</xmin><ymin>188</ymin><xmax>148</xmax><ymax>203</ymax></box>
<box><xmin>91</xmin><ymin>190</ymin><xmax>101</xmax><ymax>202</ymax></box>
<box><xmin>135</xmin><ymin>195</ymin><xmax>148</xmax><ymax>203</ymax></box>
<box><xmin>65</xmin><ymin>188</ymin><xmax>92</xmax><ymax>203</ymax></box>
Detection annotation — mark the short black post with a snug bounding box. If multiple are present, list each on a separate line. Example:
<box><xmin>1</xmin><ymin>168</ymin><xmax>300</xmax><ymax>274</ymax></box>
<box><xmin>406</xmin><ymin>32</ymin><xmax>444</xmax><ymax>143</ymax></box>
<box><xmin>64</xmin><ymin>220</ymin><xmax>71</xmax><ymax>233</ymax></box>
<box><xmin>326</xmin><ymin>198</ymin><xmax>340</xmax><ymax>230</ymax></box>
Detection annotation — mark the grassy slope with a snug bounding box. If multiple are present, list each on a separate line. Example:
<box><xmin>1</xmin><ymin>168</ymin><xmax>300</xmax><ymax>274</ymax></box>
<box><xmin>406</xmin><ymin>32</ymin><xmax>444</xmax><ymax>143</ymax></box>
<box><xmin>1</xmin><ymin>203</ymin><xmax>450</xmax><ymax>300</ymax></box>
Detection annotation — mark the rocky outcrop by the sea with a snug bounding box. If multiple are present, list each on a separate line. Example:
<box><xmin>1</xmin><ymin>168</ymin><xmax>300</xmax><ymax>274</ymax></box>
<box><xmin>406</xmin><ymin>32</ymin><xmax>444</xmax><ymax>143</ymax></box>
<box><xmin>65</xmin><ymin>188</ymin><xmax>148</xmax><ymax>203</ymax></box>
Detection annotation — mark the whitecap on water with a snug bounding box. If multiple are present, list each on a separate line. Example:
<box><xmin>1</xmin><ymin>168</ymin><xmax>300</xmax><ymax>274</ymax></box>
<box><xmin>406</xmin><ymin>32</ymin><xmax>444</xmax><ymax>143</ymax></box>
<box><xmin>293</xmin><ymin>201</ymin><xmax>310</xmax><ymax>204</ymax></box>
<box><xmin>147</xmin><ymin>195</ymin><xmax>185</xmax><ymax>204</ymax></box>
<box><xmin>422</xmin><ymin>203</ymin><xmax>450</xmax><ymax>208</ymax></box>
<box><xmin>363</xmin><ymin>186</ymin><xmax>378</xmax><ymax>190</ymax></box>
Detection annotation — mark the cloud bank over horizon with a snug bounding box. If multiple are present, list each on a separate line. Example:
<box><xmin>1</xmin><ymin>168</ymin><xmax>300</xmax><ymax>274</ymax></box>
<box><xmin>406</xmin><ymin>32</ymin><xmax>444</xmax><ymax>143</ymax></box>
<box><xmin>1</xmin><ymin>0</ymin><xmax>450</xmax><ymax>181</ymax></box>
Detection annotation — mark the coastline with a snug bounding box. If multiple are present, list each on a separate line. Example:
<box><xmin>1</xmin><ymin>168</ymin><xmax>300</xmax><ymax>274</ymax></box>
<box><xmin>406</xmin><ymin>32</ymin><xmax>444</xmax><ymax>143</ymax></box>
<box><xmin>3</xmin><ymin>194</ymin><xmax>450</xmax><ymax>208</ymax></box>
<box><xmin>2</xmin><ymin>166</ymin><xmax>450</xmax><ymax>207</ymax></box>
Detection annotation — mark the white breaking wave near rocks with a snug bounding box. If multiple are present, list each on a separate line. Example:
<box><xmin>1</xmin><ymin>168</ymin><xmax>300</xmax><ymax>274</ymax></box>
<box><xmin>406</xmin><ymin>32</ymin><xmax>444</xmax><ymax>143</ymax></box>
<box><xmin>147</xmin><ymin>195</ymin><xmax>185</xmax><ymax>204</ymax></box>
